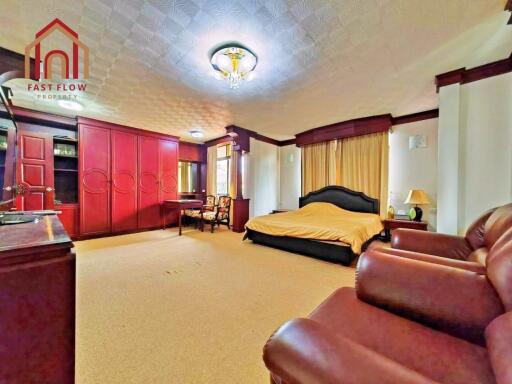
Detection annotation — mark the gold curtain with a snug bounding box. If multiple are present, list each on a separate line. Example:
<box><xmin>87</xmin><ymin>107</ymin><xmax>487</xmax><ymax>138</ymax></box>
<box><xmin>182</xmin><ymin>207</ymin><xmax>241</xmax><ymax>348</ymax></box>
<box><xmin>301</xmin><ymin>140</ymin><xmax>337</xmax><ymax>195</ymax></box>
<box><xmin>206</xmin><ymin>145</ymin><xmax>217</xmax><ymax>196</ymax></box>
<box><xmin>337</xmin><ymin>132</ymin><xmax>389</xmax><ymax>218</ymax></box>
<box><xmin>301</xmin><ymin>131</ymin><xmax>389</xmax><ymax>218</ymax></box>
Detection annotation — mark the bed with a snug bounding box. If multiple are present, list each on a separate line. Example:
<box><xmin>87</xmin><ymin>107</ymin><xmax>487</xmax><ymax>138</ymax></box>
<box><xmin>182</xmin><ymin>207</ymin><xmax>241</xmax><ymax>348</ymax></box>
<box><xmin>244</xmin><ymin>186</ymin><xmax>383</xmax><ymax>265</ymax></box>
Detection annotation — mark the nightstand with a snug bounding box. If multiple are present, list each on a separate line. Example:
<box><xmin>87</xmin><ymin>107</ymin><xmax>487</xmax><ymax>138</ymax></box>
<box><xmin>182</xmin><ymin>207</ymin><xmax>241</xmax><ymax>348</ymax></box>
<box><xmin>383</xmin><ymin>218</ymin><xmax>428</xmax><ymax>241</ymax></box>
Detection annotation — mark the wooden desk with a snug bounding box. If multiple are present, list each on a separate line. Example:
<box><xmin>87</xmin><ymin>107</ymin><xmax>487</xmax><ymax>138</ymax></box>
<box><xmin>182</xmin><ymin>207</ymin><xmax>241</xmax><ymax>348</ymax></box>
<box><xmin>163</xmin><ymin>199</ymin><xmax>204</xmax><ymax>235</ymax></box>
<box><xmin>383</xmin><ymin>218</ymin><xmax>428</xmax><ymax>241</ymax></box>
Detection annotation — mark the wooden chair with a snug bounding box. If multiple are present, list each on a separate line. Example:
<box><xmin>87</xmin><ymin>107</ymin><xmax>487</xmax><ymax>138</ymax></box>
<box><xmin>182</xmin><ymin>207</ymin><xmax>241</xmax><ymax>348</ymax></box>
<box><xmin>214</xmin><ymin>195</ymin><xmax>231</xmax><ymax>231</ymax></box>
<box><xmin>184</xmin><ymin>195</ymin><xmax>216</xmax><ymax>227</ymax></box>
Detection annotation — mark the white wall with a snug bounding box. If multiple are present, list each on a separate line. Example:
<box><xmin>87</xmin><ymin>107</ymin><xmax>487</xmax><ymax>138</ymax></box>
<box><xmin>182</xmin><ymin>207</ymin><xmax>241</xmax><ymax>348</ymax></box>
<box><xmin>437</xmin><ymin>84</ymin><xmax>462</xmax><ymax>234</ymax></box>
<box><xmin>459</xmin><ymin>73</ymin><xmax>512</xmax><ymax>230</ymax></box>
<box><xmin>245</xmin><ymin>138</ymin><xmax>280</xmax><ymax>217</ymax></box>
<box><xmin>279</xmin><ymin>145</ymin><xmax>301</xmax><ymax>210</ymax></box>
<box><xmin>437</xmin><ymin>72</ymin><xmax>512</xmax><ymax>234</ymax></box>
<box><xmin>389</xmin><ymin>119</ymin><xmax>438</xmax><ymax>229</ymax></box>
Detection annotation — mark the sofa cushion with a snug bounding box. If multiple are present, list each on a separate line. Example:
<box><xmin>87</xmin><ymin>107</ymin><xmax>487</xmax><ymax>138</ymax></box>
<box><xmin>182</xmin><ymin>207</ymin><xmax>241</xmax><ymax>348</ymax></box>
<box><xmin>309</xmin><ymin>287</ymin><xmax>494</xmax><ymax>384</ymax></box>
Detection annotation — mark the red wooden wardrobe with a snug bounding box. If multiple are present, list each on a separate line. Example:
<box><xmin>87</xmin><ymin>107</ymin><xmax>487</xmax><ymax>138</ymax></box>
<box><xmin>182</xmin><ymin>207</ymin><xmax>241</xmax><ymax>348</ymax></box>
<box><xmin>78</xmin><ymin>117</ymin><xmax>178</xmax><ymax>238</ymax></box>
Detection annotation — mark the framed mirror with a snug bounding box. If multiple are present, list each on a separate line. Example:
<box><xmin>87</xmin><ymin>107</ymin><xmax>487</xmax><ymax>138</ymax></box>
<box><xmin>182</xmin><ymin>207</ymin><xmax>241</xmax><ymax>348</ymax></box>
<box><xmin>178</xmin><ymin>161</ymin><xmax>199</xmax><ymax>193</ymax></box>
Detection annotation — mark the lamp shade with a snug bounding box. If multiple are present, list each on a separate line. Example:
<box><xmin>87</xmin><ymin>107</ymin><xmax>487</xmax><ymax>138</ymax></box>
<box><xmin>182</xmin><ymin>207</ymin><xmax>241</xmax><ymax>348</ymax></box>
<box><xmin>404</xmin><ymin>189</ymin><xmax>431</xmax><ymax>205</ymax></box>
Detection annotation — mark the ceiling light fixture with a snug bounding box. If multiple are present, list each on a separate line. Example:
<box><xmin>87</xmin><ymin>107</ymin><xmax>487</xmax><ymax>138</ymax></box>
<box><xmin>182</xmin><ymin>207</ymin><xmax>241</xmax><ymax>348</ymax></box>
<box><xmin>210</xmin><ymin>44</ymin><xmax>257</xmax><ymax>89</ymax></box>
<box><xmin>57</xmin><ymin>99</ymin><xmax>83</xmax><ymax>111</ymax></box>
<box><xmin>189</xmin><ymin>130</ymin><xmax>204</xmax><ymax>138</ymax></box>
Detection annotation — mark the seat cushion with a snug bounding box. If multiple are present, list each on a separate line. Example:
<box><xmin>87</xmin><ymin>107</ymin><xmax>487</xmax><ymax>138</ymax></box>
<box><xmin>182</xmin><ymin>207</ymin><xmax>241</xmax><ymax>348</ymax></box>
<box><xmin>309</xmin><ymin>287</ymin><xmax>495</xmax><ymax>384</ymax></box>
<box><xmin>184</xmin><ymin>209</ymin><xmax>202</xmax><ymax>218</ymax></box>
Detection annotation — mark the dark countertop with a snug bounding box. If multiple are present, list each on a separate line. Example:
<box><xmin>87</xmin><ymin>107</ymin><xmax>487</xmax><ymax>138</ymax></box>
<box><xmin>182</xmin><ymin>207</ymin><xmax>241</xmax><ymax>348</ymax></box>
<box><xmin>0</xmin><ymin>215</ymin><xmax>73</xmax><ymax>266</ymax></box>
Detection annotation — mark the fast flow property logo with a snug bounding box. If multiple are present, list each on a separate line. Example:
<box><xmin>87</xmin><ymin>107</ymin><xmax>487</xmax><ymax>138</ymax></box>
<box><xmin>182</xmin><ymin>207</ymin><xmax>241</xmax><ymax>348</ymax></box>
<box><xmin>24</xmin><ymin>18</ymin><xmax>88</xmax><ymax>100</ymax></box>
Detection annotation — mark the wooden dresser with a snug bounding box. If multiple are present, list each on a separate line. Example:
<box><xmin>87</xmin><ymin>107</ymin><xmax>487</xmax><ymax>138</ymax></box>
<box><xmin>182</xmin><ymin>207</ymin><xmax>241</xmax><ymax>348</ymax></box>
<box><xmin>0</xmin><ymin>214</ymin><xmax>75</xmax><ymax>383</ymax></box>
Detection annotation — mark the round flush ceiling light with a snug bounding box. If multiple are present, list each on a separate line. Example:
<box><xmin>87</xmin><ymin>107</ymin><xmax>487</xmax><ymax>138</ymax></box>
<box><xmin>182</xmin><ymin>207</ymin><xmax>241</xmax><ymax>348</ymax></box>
<box><xmin>210</xmin><ymin>44</ymin><xmax>257</xmax><ymax>89</ymax></box>
<box><xmin>189</xmin><ymin>130</ymin><xmax>204</xmax><ymax>138</ymax></box>
<box><xmin>57</xmin><ymin>99</ymin><xmax>83</xmax><ymax>111</ymax></box>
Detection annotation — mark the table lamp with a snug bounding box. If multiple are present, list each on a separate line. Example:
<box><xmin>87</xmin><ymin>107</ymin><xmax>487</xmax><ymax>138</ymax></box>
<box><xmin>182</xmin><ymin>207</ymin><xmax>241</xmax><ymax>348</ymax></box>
<box><xmin>404</xmin><ymin>189</ymin><xmax>430</xmax><ymax>222</ymax></box>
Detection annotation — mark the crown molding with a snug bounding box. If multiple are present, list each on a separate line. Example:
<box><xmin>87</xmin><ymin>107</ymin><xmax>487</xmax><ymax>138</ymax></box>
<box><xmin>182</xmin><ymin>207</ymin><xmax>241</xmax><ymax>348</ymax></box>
<box><xmin>435</xmin><ymin>53</ymin><xmax>512</xmax><ymax>91</ymax></box>
<box><xmin>11</xmin><ymin>106</ymin><xmax>76</xmax><ymax>129</ymax></box>
<box><xmin>391</xmin><ymin>109</ymin><xmax>439</xmax><ymax>125</ymax></box>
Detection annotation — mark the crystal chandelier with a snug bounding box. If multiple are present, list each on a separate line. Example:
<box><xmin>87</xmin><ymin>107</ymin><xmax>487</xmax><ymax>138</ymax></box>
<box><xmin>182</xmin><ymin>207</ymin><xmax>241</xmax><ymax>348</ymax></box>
<box><xmin>210</xmin><ymin>44</ymin><xmax>257</xmax><ymax>89</ymax></box>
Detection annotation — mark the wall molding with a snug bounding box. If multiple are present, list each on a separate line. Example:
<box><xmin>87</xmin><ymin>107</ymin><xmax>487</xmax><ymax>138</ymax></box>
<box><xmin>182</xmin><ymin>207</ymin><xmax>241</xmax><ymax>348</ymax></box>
<box><xmin>435</xmin><ymin>53</ymin><xmax>512</xmax><ymax>91</ymax></box>
<box><xmin>391</xmin><ymin>109</ymin><xmax>439</xmax><ymax>125</ymax></box>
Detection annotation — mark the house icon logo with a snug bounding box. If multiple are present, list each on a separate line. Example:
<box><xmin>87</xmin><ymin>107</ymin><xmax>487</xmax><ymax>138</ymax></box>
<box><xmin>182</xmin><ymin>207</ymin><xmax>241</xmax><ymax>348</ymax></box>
<box><xmin>25</xmin><ymin>18</ymin><xmax>89</xmax><ymax>80</ymax></box>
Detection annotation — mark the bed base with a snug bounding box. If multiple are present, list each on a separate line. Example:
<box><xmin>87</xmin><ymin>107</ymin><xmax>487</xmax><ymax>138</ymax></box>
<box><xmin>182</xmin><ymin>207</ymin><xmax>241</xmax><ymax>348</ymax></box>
<box><xmin>246</xmin><ymin>229</ymin><xmax>375</xmax><ymax>266</ymax></box>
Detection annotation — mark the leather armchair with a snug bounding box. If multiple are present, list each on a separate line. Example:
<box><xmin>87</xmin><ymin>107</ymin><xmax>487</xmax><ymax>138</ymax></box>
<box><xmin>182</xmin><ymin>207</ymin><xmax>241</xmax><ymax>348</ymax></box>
<box><xmin>263</xmin><ymin>227</ymin><xmax>512</xmax><ymax>384</ymax></box>
<box><xmin>387</xmin><ymin>204</ymin><xmax>512</xmax><ymax>270</ymax></box>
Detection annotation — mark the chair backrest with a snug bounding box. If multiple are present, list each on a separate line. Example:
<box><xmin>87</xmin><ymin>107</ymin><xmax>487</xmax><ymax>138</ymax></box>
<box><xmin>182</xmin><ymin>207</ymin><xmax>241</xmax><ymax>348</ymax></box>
<box><xmin>483</xmin><ymin>204</ymin><xmax>512</xmax><ymax>250</ymax></box>
<box><xmin>486</xmin><ymin>227</ymin><xmax>512</xmax><ymax>311</ymax></box>
<box><xmin>218</xmin><ymin>196</ymin><xmax>231</xmax><ymax>212</ymax></box>
<box><xmin>205</xmin><ymin>195</ymin><xmax>216</xmax><ymax>207</ymax></box>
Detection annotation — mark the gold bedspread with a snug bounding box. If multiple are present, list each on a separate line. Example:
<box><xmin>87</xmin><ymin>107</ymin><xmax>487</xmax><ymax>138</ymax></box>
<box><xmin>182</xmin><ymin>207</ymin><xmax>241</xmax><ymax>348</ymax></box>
<box><xmin>245</xmin><ymin>202</ymin><xmax>383</xmax><ymax>254</ymax></box>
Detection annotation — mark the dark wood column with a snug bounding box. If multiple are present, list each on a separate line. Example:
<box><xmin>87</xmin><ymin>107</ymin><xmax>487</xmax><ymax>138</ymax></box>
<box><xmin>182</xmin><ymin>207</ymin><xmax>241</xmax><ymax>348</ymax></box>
<box><xmin>226</xmin><ymin>126</ymin><xmax>250</xmax><ymax>232</ymax></box>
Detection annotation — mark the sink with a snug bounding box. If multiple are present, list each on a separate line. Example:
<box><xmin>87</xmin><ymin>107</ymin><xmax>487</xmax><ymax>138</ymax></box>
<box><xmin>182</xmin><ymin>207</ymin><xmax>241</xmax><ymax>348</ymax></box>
<box><xmin>0</xmin><ymin>214</ymin><xmax>39</xmax><ymax>225</ymax></box>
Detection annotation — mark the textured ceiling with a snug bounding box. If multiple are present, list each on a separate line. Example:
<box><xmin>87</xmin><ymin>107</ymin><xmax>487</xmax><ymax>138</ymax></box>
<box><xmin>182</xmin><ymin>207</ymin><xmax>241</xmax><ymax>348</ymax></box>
<box><xmin>0</xmin><ymin>0</ymin><xmax>511</xmax><ymax>141</ymax></box>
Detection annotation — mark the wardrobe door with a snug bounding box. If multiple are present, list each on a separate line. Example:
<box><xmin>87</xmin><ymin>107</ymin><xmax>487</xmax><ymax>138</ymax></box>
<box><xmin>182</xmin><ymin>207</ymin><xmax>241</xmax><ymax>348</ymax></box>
<box><xmin>159</xmin><ymin>139</ymin><xmax>178</xmax><ymax>226</ymax></box>
<box><xmin>138</xmin><ymin>135</ymin><xmax>160</xmax><ymax>229</ymax></box>
<box><xmin>16</xmin><ymin>130</ymin><xmax>54</xmax><ymax>210</ymax></box>
<box><xmin>79</xmin><ymin>124</ymin><xmax>111</xmax><ymax>236</ymax></box>
<box><xmin>111</xmin><ymin>130</ymin><xmax>138</xmax><ymax>233</ymax></box>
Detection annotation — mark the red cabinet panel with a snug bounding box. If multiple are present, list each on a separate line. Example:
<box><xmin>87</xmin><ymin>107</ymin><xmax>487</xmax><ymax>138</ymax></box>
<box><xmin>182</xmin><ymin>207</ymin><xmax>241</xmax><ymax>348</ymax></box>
<box><xmin>111</xmin><ymin>130</ymin><xmax>138</xmax><ymax>233</ymax></box>
<box><xmin>16</xmin><ymin>131</ymin><xmax>54</xmax><ymax>210</ymax></box>
<box><xmin>138</xmin><ymin>136</ymin><xmax>160</xmax><ymax>230</ymax></box>
<box><xmin>56</xmin><ymin>203</ymin><xmax>79</xmax><ymax>238</ymax></box>
<box><xmin>79</xmin><ymin>124</ymin><xmax>111</xmax><ymax>236</ymax></box>
<box><xmin>160</xmin><ymin>139</ymin><xmax>178</xmax><ymax>226</ymax></box>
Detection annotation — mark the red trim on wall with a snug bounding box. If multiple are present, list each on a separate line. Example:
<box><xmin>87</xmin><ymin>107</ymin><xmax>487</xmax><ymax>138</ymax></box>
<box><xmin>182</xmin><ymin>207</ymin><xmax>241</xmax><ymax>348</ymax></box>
<box><xmin>391</xmin><ymin>109</ymin><xmax>439</xmax><ymax>125</ymax></box>
<box><xmin>295</xmin><ymin>114</ymin><xmax>392</xmax><ymax>147</ymax></box>
<box><xmin>435</xmin><ymin>54</ymin><xmax>512</xmax><ymax>91</ymax></box>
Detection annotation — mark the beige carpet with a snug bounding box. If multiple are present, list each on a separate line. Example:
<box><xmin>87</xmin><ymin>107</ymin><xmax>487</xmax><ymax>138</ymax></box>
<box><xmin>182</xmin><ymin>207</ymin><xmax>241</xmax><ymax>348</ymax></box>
<box><xmin>75</xmin><ymin>227</ymin><xmax>356</xmax><ymax>384</ymax></box>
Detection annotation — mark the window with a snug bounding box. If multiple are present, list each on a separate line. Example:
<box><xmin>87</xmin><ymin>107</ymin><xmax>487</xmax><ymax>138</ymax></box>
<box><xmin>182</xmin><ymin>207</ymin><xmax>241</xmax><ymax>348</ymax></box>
<box><xmin>216</xmin><ymin>144</ymin><xmax>231</xmax><ymax>195</ymax></box>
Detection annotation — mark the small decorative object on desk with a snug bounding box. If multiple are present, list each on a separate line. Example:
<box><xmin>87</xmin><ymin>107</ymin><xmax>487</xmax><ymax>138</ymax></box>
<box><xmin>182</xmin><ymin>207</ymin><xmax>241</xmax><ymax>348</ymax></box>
<box><xmin>404</xmin><ymin>189</ymin><xmax>431</xmax><ymax>222</ymax></box>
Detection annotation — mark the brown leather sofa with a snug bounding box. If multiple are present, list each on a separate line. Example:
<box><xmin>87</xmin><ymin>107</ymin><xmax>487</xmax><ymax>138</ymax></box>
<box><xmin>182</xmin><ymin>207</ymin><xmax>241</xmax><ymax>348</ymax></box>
<box><xmin>382</xmin><ymin>203</ymin><xmax>512</xmax><ymax>273</ymax></box>
<box><xmin>263</xmin><ymin>226</ymin><xmax>512</xmax><ymax>384</ymax></box>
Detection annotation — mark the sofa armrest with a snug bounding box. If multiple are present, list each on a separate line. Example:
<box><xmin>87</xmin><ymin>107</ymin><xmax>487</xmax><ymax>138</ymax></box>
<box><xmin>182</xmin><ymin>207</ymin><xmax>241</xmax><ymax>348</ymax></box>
<box><xmin>356</xmin><ymin>250</ymin><xmax>504</xmax><ymax>345</ymax></box>
<box><xmin>486</xmin><ymin>313</ymin><xmax>512</xmax><ymax>384</ymax></box>
<box><xmin>375</xmin><ymin>247</ymin><xmax>486</xmax><ymax>274</ymax></box>
<box><xmin>391</xmin><ymin>229</ymin><xmax>473</xmax><ymax>260</ymax></box>
<box><xmin>263</xmin><ymin>318</ymin><xmax>437</xmax><ymax>384</ymax></box>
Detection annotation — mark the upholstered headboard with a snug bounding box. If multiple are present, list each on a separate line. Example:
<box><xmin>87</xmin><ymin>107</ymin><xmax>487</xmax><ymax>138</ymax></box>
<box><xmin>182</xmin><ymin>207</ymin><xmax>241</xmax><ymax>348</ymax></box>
<box><xmin>299</xmin><ymin>186</ymin><xmax>379</xmax><ymax>214</ymax></box>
